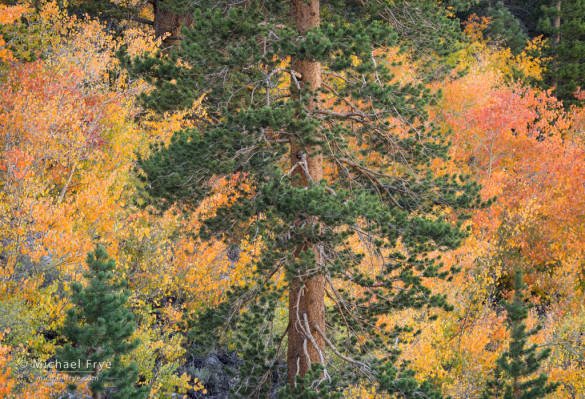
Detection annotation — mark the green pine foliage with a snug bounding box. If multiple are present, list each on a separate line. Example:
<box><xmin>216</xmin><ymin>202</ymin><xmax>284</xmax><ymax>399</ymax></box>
<box><xmin>279</xmin><ymin>364</ymin><xmax>341</xmax><ymax>399</ymax></box>
<box><xmin>55</xmin><ymin>246</ymin><xmax>149</xmax><ymax>399</ymax></box>
<box><xmin>64</xmin><ymin>0</ymin><xmax>146</xmax><ymax>30</ymax></box>
<box><xmin>486</xmin><ymin>2</ymin><xmax>528</xmax><ymax>54</ymax></box>
<box><xmin>481</xmin><ymin>271</ymin><xmax>559</xmax><ymax>399</ymax></box>
<box><xmin>498</xmin><ymin>0</ymin><xmax>547</xmax><ymax>37</ymax></box>
<box><xmin>121</xmin><ymin>0</ymin><xmax>487</xmax><ymax>395</ymax></box>
<box><xmin>456</xmin><ymin>1</ymin><xmax>528</xmax><ymax>54</ymax></box>
<box><xmin>457</xmin><ymin>0</ymin><xmax>585</xmax><ymax>104</ymax></box>
<box><xmin>459</xmin><ymin>0</ymin><xmax>585</xmax><ymax>104</ymax></box>
<box><xmin>539</xmin><ymin>0</ymin><xmax>585</xmax><ymax>105</ymax></box>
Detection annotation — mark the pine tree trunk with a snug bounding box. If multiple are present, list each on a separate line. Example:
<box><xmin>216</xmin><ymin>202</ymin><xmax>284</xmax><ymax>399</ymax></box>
<box><xmin>286</xmin><ymin>0</ymin><xmax>326</xmax><ymax>387</ymax></box>
<box><xmin>513</xmin><ymin>375</ymin><xmax>520</xmax><ymax>399</ymax></box>
<box><xmin>93</xmin><ymin>364</ymin><xmax>101</xmax><ymax>399</ymax></box>
<box><xmin>553</xmin><ymin>0</ymin><xmax>561</xmax><ymax>93</ymax></box>
<box><xmin>554</xmin><ymin>0</ymin><xmax>561</xmax><ymax>46</ymax></box>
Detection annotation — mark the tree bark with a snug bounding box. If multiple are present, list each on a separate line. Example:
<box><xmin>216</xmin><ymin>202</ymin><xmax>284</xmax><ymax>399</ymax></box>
<box><xmin>286</xmin><ymin>0</ymin><xmax>326</xmax><ymax>387</ymax></box>
<box><xmin>93</xmin><ymin>364</ymin><xmax>101</xmax><ymax>399</ymax></box>
<box><xmin>56</xmin><ymin>164</ymin><xmax>75</xmax><ymax>205</ymax></box>
<box><xmin>553</xmin><ymin>0</ymin><xmax>561</xmax><ymax>47</ymax></box>
<box><xmin>552</xmin><ymin>0</ymin><xmax>561</xmax><ymax>93</ymax></box>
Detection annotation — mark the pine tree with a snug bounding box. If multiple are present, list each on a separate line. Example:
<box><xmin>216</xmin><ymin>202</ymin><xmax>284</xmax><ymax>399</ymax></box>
<box><xmin>456</xmin><ymin>1</ymin><xmax>528</xmax><ymax>54</ymax></box>
<box><xmin>121</xmin><ymin>0</ymin><xmax>485</xmax><ymax>395</ymax></box>
<box><xmin>55</xmin><ymin>246</ymin><xmax>149</xmax><ymax>399</ymax></box>
<box><xmin>458</xmin><ymin>0</ymin><xmax>585</xmax><ymax>104</ymax></box>
<box><xmin>482</xmin><ymin>271</ymin><xmax>559</xmax><ymax>399</ymax></box>
<box><xmin>486</xmin><ymin>2</ymin><xmax>529</xmax><ymax>54</ymax></box>
<box><xmin>539</xmin><ymin>0</ymin><xmax>585</xmax><ymax>105</ymax></box>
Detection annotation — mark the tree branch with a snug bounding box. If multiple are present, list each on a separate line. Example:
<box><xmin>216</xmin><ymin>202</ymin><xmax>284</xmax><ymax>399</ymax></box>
<box><xmin>313</xmin><ymin>322</ymin><xmax>371</xmax><ymax>372</ymax></box>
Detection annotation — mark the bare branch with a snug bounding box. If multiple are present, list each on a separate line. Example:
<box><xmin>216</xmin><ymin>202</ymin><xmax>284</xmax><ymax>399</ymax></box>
<box><xmin>313</xmin><ymin>322</ymin><xmax>371</xmax><ymax>372</ymax></box>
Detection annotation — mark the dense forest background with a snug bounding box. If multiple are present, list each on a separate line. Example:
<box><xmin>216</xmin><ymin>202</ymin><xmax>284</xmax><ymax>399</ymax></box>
<box><xmin>1</xmin><ymin>0</ymin><xmax>585</xmax><ymax>398</ymax></box>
